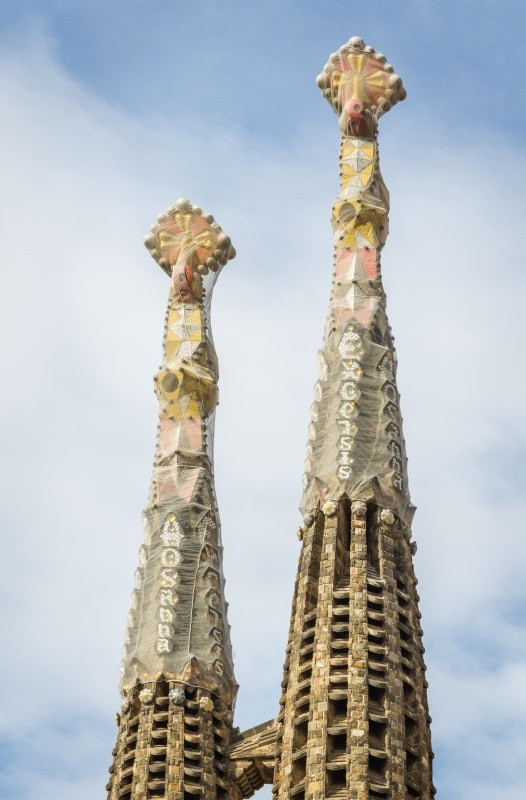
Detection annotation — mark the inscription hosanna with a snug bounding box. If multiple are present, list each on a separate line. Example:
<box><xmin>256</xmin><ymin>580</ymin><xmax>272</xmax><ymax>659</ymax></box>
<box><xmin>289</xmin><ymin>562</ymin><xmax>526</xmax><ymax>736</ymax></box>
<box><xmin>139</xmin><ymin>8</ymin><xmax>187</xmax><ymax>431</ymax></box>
<box><xmin>156</xmin><ymin>513</ymin><xmax>183</xmax><ymax>654</ymax></box>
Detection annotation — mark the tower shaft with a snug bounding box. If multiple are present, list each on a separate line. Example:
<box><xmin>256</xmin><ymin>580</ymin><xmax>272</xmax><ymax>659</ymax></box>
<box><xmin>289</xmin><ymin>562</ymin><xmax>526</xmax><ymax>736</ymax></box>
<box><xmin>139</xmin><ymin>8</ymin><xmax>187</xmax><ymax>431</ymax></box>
<box><xmin>274</xmin><ymin>502</ymin><xmax>433</xmax><ymax>800</ymax></box>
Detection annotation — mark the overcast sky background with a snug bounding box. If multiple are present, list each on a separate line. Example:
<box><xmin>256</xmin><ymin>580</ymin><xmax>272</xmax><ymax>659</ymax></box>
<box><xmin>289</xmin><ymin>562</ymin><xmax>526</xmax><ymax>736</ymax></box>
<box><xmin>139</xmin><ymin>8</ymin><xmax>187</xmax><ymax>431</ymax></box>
<box><xmin>1</xmin><ymin>1</ymin><xmax>525</xmax><ymax>799</ymax></box>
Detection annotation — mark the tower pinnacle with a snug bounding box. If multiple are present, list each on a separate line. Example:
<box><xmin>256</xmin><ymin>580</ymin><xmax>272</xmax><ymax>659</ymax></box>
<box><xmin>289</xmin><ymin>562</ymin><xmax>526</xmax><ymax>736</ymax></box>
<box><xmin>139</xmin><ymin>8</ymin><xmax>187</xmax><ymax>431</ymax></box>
<box><xmin>301</xmin><ymin>37</ymin><xmax>414</xmax><ymax>526</ymax></box>
<box><xmin>108</xmin><ymin>201</ymin><xmax>239</xmax><ymax>800</ymax></box>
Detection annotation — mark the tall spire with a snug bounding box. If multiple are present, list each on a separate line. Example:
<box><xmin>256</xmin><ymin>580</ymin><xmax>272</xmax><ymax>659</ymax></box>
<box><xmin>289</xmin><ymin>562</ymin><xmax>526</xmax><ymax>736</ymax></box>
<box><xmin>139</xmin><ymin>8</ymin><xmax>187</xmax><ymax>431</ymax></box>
<box><xmin>272</xmin><ymin>38</ymin><xmax>435</xmax><ymax>800</ymax></box>
<box><xmin>300</xmin><ymin>36</ymin><xmax>413</xmax><ymax>526</ymax></box>
<box><xmin>107</xmin><ymin>200</ymin><xmax>239</xmax><ymax>800</ymax></box>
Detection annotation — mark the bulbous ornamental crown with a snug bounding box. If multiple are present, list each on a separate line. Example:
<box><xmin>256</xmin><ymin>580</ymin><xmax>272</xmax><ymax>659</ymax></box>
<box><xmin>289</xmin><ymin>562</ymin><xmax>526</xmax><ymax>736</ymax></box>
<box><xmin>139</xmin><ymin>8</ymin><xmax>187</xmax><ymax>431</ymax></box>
<box><xmin>144</xmin><ymin>199</ymin><xmax>236</xmax><ymax>303</ymax></box>
<box><xmin>316</xmin><ymin>36</ymin><xmax>406</xmax><ymax>137</ymax></box>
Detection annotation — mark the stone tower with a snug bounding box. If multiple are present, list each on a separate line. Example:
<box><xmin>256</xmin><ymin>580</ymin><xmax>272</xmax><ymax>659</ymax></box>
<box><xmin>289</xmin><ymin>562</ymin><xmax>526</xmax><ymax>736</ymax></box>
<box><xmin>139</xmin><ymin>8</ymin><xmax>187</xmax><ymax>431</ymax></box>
<box><xmin>271</xmin><ymin>37</ymin><xmax>436</xmax><ymax>800</ymax></box>
<box><xmin>106</xmin><ymin>200</ymin><xmax>240</xmax><ymax>800</ymax></box>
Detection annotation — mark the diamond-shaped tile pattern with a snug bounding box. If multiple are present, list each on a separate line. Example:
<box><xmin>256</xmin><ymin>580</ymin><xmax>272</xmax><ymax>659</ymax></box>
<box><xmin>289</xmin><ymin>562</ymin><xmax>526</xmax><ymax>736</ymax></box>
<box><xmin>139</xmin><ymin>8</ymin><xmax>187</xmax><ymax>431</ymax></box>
<box><xmin>302</xmin><ymin>96</ymin><xmax>411</xmax><ymax>524</ymax></box>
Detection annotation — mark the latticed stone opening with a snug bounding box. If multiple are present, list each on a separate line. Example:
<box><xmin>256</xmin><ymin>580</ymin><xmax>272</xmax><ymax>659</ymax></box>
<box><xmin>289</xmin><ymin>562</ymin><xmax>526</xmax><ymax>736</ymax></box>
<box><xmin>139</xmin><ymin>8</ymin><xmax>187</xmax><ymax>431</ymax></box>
<box><xmin>369</xmin><ymin>718</ymin><xmax>386</xmax><ymax>750</ymax></box>
<box><xmin>328</xmin><ymin>731</ymin><xmax>347</xmax><ymax>759</ymax></box>
<box><xmin>369</xmin><ymin>752</ymin><xmax>388</xmax><ymax>783</ymax></box>
<box><xmin>291</xmin><ymin>751</ymin><xmax>307</xmax><ymax>784</ymax></box>
<box><xmin>292</xmin><ymin>717</ymin><xmax>308</xmax><ymax>750</ymax></box>
<box><xmin>325</xmin><ymin>764</ymin><xmax>346</xmax><ymax>795</ymax></box>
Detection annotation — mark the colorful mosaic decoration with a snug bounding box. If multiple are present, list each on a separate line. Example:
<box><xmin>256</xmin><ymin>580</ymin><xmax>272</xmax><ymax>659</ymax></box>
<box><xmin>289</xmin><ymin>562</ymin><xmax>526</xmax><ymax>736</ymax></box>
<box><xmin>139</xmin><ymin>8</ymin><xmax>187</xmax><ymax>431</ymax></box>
<box><xmin>301</xmin><ymin>37</ymin><xmax>414</xmax><ymax>524</ymax></box>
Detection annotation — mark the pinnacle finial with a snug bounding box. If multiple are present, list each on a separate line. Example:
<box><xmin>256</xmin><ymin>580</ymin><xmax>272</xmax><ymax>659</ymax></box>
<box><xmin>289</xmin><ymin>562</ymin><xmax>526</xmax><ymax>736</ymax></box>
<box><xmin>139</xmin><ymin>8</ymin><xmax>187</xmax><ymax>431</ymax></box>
<box><xmin>144</xmin><ymin>199</ymin><xmax>236</xmax><ymax>290</ymax></box>
<box><xmin>316</xmin><ymin>37</ymin><xmax>406</xmax><ymax>136</ymax></box>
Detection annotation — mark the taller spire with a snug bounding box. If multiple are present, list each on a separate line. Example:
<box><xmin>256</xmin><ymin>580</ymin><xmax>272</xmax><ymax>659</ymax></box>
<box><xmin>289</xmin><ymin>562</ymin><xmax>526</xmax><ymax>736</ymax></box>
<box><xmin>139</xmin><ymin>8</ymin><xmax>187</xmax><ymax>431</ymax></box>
<box><xmin>272</xmin><ymin>37</ymin><xmax>434</xmax><ymax>800</ymax></box>
<box><xmin>301</xmin><ymin>36</ymin><xmax>413</xmax><ymax>525</ymax></box>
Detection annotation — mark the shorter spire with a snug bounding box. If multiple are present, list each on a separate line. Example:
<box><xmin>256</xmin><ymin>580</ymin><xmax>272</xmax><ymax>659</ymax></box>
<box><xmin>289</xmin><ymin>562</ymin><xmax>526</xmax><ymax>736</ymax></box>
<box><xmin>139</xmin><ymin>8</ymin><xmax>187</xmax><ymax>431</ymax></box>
<box><xmin>121</xmin><ymin>200</ymin><xmax>237</xmax><ymax>703</ymax></box>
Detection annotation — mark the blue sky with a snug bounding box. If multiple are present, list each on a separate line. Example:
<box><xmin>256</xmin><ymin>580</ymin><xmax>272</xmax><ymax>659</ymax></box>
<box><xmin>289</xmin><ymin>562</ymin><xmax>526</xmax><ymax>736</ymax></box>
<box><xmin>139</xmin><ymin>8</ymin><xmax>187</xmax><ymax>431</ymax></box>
<box><xmin>1</xmin><ymin>1</ymin><xmax>525</xmax><ymax>799</ymax></box>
